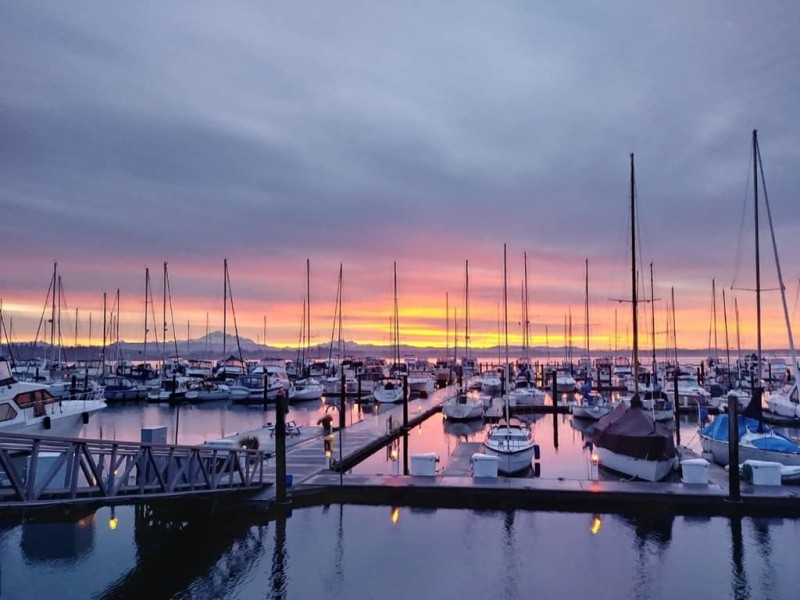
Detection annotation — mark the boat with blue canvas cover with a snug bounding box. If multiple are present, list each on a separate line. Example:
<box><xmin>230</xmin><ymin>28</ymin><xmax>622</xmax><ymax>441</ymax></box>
<box><xmin>699</xmin><ymin>404</ymin><xmax>800</xmax><ymax>468</ymax></box>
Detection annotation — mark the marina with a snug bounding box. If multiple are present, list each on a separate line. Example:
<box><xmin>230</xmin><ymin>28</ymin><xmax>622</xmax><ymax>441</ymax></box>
<box><xmin>4</xmin><ymin>2</ymin><xmax>800</xmax><ymax>598</ymax></box>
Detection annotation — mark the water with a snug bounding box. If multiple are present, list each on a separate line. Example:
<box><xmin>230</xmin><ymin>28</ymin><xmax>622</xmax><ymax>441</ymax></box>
<box><xmin>3</xmin><ymin>503</ymin><xmax>800</xmax><ymax>599</ymax></box>
<box><xmin>3</xmin><ymin>396</ymin><xmax>800</xmax><ymax>598</ymax></box>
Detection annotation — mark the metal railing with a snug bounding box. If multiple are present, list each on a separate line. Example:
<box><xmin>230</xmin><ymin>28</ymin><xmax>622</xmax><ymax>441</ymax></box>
<box><xmin>0</xmin><ymin>431</ymin><xmax>268</xmax><ymax>507</ymax></box>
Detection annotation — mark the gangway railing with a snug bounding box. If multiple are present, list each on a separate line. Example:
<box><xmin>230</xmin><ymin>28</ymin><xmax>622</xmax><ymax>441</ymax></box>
<box><xmin>0</xmin><ymin>431</ymin><xmax>269</xmax><ymax>507</ymax></box>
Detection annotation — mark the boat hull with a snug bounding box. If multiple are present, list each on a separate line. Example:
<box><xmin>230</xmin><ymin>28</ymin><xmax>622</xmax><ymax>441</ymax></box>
<box><xmin>700</xmin><ymin>435</ymin><xmax>800</xmax><ymax>467</ymax></box>
<box><xmin>442</xmin><ymin>400</ymin><xmax>484</xmax><ymax>421</ymax></box>
<box><xmin>3</xmin><ymin>401</ymin><xmax>107</xmax><ymax>436</ymax></box>
<box><xmin>571</xmin><ymin>403</ymin><xmax>612</xmax><ymax>420</ymax></box>
<box><xmin>481</xmin><ymin>444</ymin><xmax>536</xmax><ymax>475</ymax></box>
<box><xmin>595</xmin><ymin>447</ymin><xmax>675</xmax><ymax>482</ymax></box>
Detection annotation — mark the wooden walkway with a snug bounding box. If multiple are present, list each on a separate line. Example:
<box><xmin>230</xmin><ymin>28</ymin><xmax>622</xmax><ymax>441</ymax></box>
<box><xmin>228</xmin><ymin>385</ymin><xmax>456</xmax><ymax>502</ymax></box>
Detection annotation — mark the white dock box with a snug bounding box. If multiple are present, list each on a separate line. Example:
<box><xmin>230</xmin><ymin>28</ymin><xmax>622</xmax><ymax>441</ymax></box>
<box><xmin>472</xmin><ymin>453</ymin><xmax>500</xmax><ymax>478</ymax></box>
<box><xmin>681</xmin><ymin>458</ymin><xmax>709</xmax><ymax>484</ymax></box>
<box><xmin>409</xmin><ymin>453</ymin><xmax>438</xmax><ymax>476</ymax></box>
<box><xmin>743</xmin><ymin>460</ymin><xmax>782</xmax><ymax>486</ymax></box>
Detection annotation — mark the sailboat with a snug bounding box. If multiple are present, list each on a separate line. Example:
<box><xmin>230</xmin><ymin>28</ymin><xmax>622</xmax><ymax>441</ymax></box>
<box><xmin>442</xmin><ymin>260</ymin><xmax>486</xmax><ymax>421</ymax></box>
<box><xmin>482</xmin><ymin>244</ymin><xmax>539</xmax><ymax>475</ymax></box>
<box><xmin>508</xmin><ymin>252</ymin><xmax>546</xmax><ymax>407</ymax></box>
<box><xmin>591</xmin><ymin>154</ymin><xmax>677</xmax><ymax>482</ymax></box>
<box><xmin>618</xmin><ymin>263</ymin><xmax>675</xmax><ymax>422</ymax></box>
<box><xmin>374</xmin><ymin>262</ymin><xmax>404</xmax><ymax>404</ymax></box>
<box><xmin>700</xmin><ymin>130</ymin><xmax>800</xmax><ymax>475</ymax></box>
<box><xmin>571</xmin><ymin>259</ymin><xmax>612</xmax><ymax>420</ymax></box>
<box><xmin>289</xmin><ymin>259</ymin><xmax>324</xmax><ymax>403</ymax></box>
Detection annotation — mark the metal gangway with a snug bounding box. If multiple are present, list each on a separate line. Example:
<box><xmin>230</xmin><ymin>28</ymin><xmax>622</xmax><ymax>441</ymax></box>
<box><xmin>0</xmin><ymin>431</ymin><xmax>270</xmax><ymax>508</ymax></box>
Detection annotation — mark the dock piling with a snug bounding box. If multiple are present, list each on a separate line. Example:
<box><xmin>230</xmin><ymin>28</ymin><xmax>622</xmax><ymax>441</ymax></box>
<box><xmin>727</xmin><ymin>386</ymin><xmax>741</xmax><ymax>503</ymax></box>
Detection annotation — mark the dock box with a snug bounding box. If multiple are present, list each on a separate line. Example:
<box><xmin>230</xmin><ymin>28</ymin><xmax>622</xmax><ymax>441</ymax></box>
<box><xmin>681</xmin><ymin>458</ymin><xmax>709</xmax><ymax>484</ymax></box>
<box><xmin>472</xmin><ymin>453</ymin><xmax>500</xmax><ymax>478</ymax></box>
<box><xmin>742</xmin><ymin>460</ymin><xmax>782</xmax><ymax>486</ymax></box>
<box><xmin>409</xmin><ymin>453</ymin><xmax>438</xmax><ymax>476</ymax></box>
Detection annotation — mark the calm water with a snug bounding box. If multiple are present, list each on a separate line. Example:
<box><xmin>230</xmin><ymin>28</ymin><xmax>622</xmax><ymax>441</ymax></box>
<box><xmin>3</xmin><ymin>396</ymin><xmax>800</xmax><ymax>599</ymax></box>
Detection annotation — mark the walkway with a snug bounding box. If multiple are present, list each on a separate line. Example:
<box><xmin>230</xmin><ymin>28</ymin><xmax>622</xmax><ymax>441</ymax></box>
<box><xmin>225</xmin><ymin>385</ymin><xmax>456</xmax><ymax>502</ymax></box>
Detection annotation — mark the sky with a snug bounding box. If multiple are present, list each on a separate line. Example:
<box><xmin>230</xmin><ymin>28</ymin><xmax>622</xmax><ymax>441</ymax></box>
<box><xmin>2</xmin><ymin>1</ymin><xmax>800</xmax><ymax>355</ymax></box>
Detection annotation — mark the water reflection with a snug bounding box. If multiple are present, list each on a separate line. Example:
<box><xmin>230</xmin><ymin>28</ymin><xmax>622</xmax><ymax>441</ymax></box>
<box><xmin>751</xmin><ymin>517</ymin><xmax>777</xmax><ymax>599</ymax></box>
<box><xmin>616</xmin><ymin>512</ymin><xmax>675</xmax><ymax>600</ymax></box>
<box><xmin>442</xmin><ymin>418</ymin><xmax>484</xmax><ymax>440</ymax></box>
<box><xmin>730</xmin><ymin>516</ymin><xmax>750</xmax><ymax>600</ymax></box>
<box><xmin>21</xmin><ymin>509</ymin><xmax>96</xmax><ymax>563</ymax></box>
<box><xmin>98</xmin><ymin>504</ymin><xmax>262</xmax><ymax>600</ymax></box>
<box><xmin>270</xmin><ymin>509</ymin><xmax>288</xmax><ymax>600</ymax></box>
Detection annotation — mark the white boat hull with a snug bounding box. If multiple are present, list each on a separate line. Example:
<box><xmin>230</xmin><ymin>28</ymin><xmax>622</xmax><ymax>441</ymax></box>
<box><xmin>508</xmin><ymin>389</ymin><xmax>546</xmax><ymax>407</ymax></box>
<box><xmin>594</xmin><ymin>447</ymin><xmax>675</xmax><ymax>482</ymax></box>
<box><xmin>374</xmin><ymin>387</ymin><xmax>403</xmax><ymax>403</ymax></box>
<box><xmin>442</xmin><ymin>400</ymin><xmax>484</xmax><ymax>421</ymax></box>
<box><xmin>481</xmin><ymin>444</ymin><xmax>536</xmax><ymax>475</ymax></box>
<box><xmin>3</xmin><ymin>400</ymin><xmax>107</xmax><ymax>436</ymax></box>
<box><xmin>570</xmin><ymin>403</ymin><xmax>612</xmax><ymax>420</ymax></box>
<box><xmin>186</xmin><ymin>390</ymin><xmax>231</xmax><ymax>402</ymax></box>
<box><xmin>700</xmin><ymin>434</ymin><xmax>800</xmax><ymax>467</ymax></box>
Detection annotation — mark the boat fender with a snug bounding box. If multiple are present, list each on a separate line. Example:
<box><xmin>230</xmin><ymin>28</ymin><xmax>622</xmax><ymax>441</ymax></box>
<box><xmin>533</xmin><ymin>463</ymin><xmax>541</xmax><ymax>478</ymax></box>
<box><xmin>44</xmin><ymin>416</ymin><xmax>51</xmax><ymax>430</ymax></box>
<box><xmin>533</xmin><ymin>444</ymin><xmax>541</xmax><ymax>460</ymax></box>
<box><xmin>82</xmin><ymin>411</ymin><xmax>90</xmax><ymax>424</ymax></box>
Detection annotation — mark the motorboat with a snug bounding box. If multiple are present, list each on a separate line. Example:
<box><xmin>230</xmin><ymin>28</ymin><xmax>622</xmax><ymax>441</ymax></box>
<box><xmin>0</xmin><ymin>356</ymin><xmax>106</xmax><ymax>435</ymax></box>
<box><xmin>288</xmin><ymin>377</ymin><xmax>324</xmax><ymax>402</ymax></box>
<box><xmin>185</xmin><ymin>380</ymin><xmax>232</xmax><ymax>403</ymax></box>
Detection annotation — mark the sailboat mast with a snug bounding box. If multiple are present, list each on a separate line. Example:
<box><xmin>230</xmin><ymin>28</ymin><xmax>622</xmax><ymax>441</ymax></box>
<box><xmin>753</xmin><ymin>131</ymin><xmax>762</xmax><ymax>383</ymax></box>
<box><xmin>223</xmin><ymin>258</ymin><xmax>228</xmax><ymax>360</ymax></box>
<box><xmin>74</xmin><ymin>307</ymin><xmax>78</xmax><ymax>365</ymax></box>
<box><xmin>144</xmin><ymin>267</ymin><xmax>149</xmax><ymax>367</ymax></box>
<box><xmin>524</xmin><ymin>252</ymin><xmax>530</xmax><ymax>360</ymax></box>
<box><xmin>712</xmin><ymin>278</ymin><xmax>718</xmax><ymax>364</ymax></box>
<box><xmin>445</xmin><ymin>292</ymin><xmax>449</xmax><ymax>362</ymax></box>
<box><xmin>630</xmin><ymin>153</ymin><xmax>640</xmax><ymax>399</ymax></box>
<box><xmin>503</xmin><ymin>243</ymin><xmax>510</xmax><ymax>424</ymax></box>
<box><xmin>101</xmin><ymin>292</ymin><xmax>107</xmax><ymax>376</ymax></box>
<box><xmin>338</xmin><ymin>264</ymin><xmax>343</xmax><ymax>359</ymax></box>
<box><xmin>650</xmin><ymin>262</ymin><xmax>656</xmax><ymax>383</ymax></box>
<box><xmin>50</xmin><ymin>262</ymin><xmax>56</xmax><ymax>363</ymax></box>
<box><xmin>585</xmin><ymin>258</ymin><xmax>590</xmax><ymax>366</ymax></box>
<box><xmin>755</xmin><ymin>132</ymin><xmax>799</xmax><ymax>377</ymax></box>
<box><xmin>722</xmin><ymin>289</ymin><xmax>732</xmax><ymax>389</ymax></box>
<box><xmin>465</xmin><ymin>259</ymin><xmax>470</xmax><ymax>361</ymax></box>
<box><xmin>393</xmin><ymin>261</ymin><xmax>399</xmax><ymax>366</ymax></box>
<box><xmin>162</xmin><ymin>262</ymin><xmax>167</xmax><ymax>370</ymax></box>
<box><xmin>671</xmin><ymin>288</ymin><xmax>678</xmax><ymax>367</ymax></box>
<box><xmin>307</xmin><ymin>258</ymin><xmax>311</xmax><ymax>362</ymax></box>
<box><xmin>735</xmin><ymin>297</ymin><xmax>742</xmax><ymax>381</ymax></box>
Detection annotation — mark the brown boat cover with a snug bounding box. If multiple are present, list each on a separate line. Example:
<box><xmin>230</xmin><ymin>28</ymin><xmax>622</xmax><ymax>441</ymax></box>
<box><xmin>592</xmin><ymin>402</ymin><xmax>676</xmax><ymax>460</ymax></box>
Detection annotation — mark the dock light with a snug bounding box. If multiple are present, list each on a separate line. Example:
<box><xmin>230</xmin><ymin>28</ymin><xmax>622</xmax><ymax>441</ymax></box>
<box><xmin>591</xmin><ymin>453</ymin><xmax>600</xmax><ymax>465</ymax></box>
<box><xmin>109</xmin><ymin>508</ymin><xmax>119</xmax><ymax>531</ymax></box>
<box><xmin>591</xmin><ymin>514</ymin><xmax>602</xmax><ymax>535</ymax></box>
<box><xmin>390</xmin><ymin>449</ymin><xmax>398</xmax><ymax>461</ymax></box>
<box><xmin>391</xmin><ymin>506</ymin><xmax>400</xmax><ymax>524</ymax></box>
